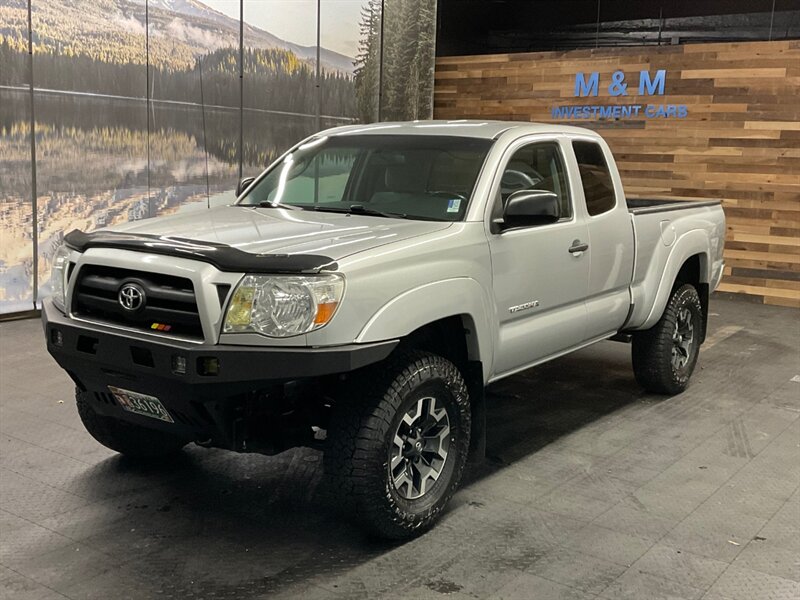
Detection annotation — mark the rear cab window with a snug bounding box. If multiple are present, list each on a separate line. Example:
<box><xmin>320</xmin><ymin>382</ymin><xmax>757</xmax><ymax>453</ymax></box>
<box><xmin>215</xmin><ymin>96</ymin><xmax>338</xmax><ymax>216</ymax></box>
<box><xmin>572</xmin><ymin>141</ymin><xmax>616</xmax><ymax>216</ymax></box>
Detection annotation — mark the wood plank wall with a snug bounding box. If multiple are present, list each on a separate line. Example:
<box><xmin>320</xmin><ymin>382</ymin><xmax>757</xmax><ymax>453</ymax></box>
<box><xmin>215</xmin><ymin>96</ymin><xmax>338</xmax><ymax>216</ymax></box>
<box><xmin>434</xmin><ymin>41</ymin><xmax>800</xmax><ymax>308</ymax></box>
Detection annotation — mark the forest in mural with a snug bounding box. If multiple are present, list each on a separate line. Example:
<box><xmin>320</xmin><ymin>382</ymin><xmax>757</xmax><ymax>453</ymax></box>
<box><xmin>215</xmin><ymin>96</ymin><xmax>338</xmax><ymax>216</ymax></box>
<box><xmin>352</xmin><ymin>0</ymin><xmax>437</xmax><ymax>122</ymax></box>
<box><xmin>0</xmin><ymin>0</ymin><xmax>437</xmax><ymax>314</ymax></box>
<box><xmin>0</xmin><ymin>0</ymin><xmax>359</xmax><ymax>113</ymax></box>
<box><xmin>0</xmin><ymin>44</ymin><xmax>356</xmax><ymax>115</ymax></box>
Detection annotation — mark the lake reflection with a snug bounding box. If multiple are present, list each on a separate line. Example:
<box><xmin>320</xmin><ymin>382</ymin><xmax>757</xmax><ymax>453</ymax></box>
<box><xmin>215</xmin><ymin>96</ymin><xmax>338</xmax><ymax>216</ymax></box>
<box><xmin>0</xmin><ymin>89</ymin><xmax>325</xmax><ymax>309</ymax></box>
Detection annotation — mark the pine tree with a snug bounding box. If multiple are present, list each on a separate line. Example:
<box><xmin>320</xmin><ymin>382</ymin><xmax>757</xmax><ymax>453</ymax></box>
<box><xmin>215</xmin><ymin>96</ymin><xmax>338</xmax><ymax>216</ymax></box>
<box><xmin>413</xmin><ymin>0</ymin><xmax>436</xmax><ymax>119</ymax></box>
<box><xmin>380</xmin><ymin>0</ymin><xmax>436</xmax><ymax>121</ymax></box>
<box><xmin>353</xmin><ymin>0</ymin><xmax>382</xmax><ymax>123</ymax></box>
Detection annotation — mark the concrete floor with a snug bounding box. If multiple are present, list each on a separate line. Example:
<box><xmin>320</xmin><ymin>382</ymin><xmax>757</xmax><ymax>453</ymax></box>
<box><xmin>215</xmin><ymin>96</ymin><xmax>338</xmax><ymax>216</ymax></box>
<box><xmin>0</xmin><ymin>295</ymin><xmax>798</xmax><ymax>600</ymax></box>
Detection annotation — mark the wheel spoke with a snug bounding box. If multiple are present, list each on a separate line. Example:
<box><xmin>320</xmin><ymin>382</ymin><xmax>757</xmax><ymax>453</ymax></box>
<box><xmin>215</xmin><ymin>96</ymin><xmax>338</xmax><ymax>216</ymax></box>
<box><xmin>671</xmin><ymin>306</ymin><xmax>696</xmax><ymax>371</ymax></box>
<box><xmin>410</xmin><ymin>461</ymin><xmax>424</xmax><ymax>496</ymax></box>
<box><xmin>390</xmin><ymin>450</ymin><xmax>405</xmax><ymax>472</ymax></box>
<box><xmin>393</xmin><ymin>468</ymin><xmax>413</xmax><ymax>496</ymax></box>
<box><xmin>423</xmin><ymin>424</ymin><xmax>450</xmax><ymax>460</ymax></box>
<box><xmin>401</xmin><ymin>399</ymin><xmax>423</xmax><ymax>428</ymax></box>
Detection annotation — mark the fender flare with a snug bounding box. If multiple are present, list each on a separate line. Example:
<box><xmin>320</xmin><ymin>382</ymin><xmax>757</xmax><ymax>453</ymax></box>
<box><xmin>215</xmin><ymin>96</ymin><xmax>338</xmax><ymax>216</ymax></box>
<box><xmin>640</xmin><ymin>230</ymin><xmax>710</xmax><ymax>330</ymax></box>
<box><xmin>355</xmin><ymin>277</ymin><xmax>494</xmax><ymax>381</ymax></box>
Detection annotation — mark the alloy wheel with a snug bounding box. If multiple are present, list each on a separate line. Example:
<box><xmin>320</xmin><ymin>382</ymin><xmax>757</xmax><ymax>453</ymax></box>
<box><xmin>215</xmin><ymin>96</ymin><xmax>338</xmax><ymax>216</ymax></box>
<box><xmin>389</xmin><ymin>396</ymin><xmax>451</xmax><ymax>500</ymax></box>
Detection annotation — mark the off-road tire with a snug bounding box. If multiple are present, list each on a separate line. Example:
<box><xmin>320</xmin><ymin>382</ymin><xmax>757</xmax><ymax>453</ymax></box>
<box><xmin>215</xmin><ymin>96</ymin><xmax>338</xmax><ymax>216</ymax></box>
<box><xmin>76</xmin><ymin>388</ymin><xmax>188</xmax><ymax>458</ymax></box>
<box><xmin>324</xmin><ymin>350</ymin><xmax>471</xmax><ymax>539</ymax></box>
<box><xmin>632</xmin><ymin>283</ymin><xmax>703</xmax><ymax>395</ymax></box>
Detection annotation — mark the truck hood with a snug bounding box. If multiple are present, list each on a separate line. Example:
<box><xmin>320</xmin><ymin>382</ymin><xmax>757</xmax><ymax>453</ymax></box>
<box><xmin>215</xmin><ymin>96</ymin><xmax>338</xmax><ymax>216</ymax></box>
<box><xmin>111</xmin><ymin>205</ymin><xmax>452</xmax><ymax>261</ymax></box>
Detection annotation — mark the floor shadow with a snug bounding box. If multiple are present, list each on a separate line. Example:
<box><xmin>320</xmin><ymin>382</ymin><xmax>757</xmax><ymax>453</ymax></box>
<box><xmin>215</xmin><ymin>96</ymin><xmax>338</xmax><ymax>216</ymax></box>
<box><xmin>62</xmin><ymin>340</ymin><xmax>649</xmax><ymax>597</ymax></box>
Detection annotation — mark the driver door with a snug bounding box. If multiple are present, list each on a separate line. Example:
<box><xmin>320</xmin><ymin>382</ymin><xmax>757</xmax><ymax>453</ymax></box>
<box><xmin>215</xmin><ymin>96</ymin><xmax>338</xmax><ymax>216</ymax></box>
<box><xmin>488</xmin><ymin>138</ymin><xmax>589</xmax><ymax>378</ymax></box>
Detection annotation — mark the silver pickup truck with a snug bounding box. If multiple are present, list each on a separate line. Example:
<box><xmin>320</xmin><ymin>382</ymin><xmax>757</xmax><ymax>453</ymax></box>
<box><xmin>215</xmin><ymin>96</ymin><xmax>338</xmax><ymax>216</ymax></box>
<box><xmin>43</xmin><ymin>120</ymin><xmax>725</xmax><ymax>538</ymax></box>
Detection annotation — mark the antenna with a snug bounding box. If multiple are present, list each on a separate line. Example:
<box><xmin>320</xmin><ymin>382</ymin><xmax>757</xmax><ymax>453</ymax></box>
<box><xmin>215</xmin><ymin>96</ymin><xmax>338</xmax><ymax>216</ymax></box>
<box><xmin>198</xmin><ymin>59</ymin><xmax>211</xmax><ymax>209</ymax></box>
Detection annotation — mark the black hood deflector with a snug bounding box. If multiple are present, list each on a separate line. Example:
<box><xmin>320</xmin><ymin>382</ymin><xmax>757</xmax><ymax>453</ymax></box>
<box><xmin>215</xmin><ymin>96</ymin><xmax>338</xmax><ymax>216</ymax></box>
<box><xmin>64</xmin><ymin>230</ymin><xmax>338</xmax><ymax>274</ymax></box>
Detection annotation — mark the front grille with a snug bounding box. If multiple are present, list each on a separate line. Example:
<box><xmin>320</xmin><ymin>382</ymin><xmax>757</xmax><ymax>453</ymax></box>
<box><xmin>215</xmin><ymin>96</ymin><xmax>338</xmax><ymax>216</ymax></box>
<box><xmin>72</xmin><ymin>265</ymin><xmax>203</xmax><ymax>340</ymax></box>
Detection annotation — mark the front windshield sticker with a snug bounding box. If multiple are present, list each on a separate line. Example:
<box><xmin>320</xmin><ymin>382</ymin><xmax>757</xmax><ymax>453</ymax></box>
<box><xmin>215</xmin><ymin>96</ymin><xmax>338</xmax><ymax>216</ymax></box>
<box><xmin>447</xmin><ymin>199</ymin><xmax>462</xmax><ymax>213</ymax></box>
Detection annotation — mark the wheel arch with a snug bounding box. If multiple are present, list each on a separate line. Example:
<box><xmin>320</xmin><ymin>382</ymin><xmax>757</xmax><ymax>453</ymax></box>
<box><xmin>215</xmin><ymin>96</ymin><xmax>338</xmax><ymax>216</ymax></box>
<box><xmin>355</xmin><ymin>278</ymin><xmax>494</xmax><ymax>382</ymax></box>
<box><xmin>674</xmin><ymin>254</ymin><xmax>710</xmax><ymax>343</ymax></box>
<box><xmin>638</xmin><ymin>230</ymin><xmax>711</xmax><ymax>333</ymax></box>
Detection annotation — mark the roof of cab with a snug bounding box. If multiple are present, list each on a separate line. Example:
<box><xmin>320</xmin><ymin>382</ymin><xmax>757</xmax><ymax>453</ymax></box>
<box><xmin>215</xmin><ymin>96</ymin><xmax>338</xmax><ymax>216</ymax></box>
<box><xmin>319</xmin><ymin>119</ymin><xmax>601</xmax><ymax>140</ymax></box>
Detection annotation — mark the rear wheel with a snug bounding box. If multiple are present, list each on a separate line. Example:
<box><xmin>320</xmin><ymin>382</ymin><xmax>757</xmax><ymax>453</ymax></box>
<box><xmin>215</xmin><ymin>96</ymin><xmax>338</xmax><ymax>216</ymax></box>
<box><xmin>76</xmin><ymin>388</ymin><xmax>188</xmax><ymax>458</ymax></box>
<box><xmin>324</xmin><ymin>351</ymin><xmax>471</xmax><ymax>539</ymax></box>
<box><xmin>632</xmin><ymin>283</ymin><xmax>703</xmax><ymax>395</ymax></box>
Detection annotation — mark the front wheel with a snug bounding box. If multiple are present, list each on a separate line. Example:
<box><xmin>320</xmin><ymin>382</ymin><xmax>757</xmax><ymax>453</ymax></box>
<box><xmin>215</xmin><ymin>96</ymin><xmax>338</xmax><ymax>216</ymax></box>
<box><xmin>324</xmin><ymin>351</ymin><xmax>471</xmax><ymax>539</ymax></box>
<box><xmin>632</xmin><ymin>283</ymin><xmax>703</xmax><ymax>395</ymax></box>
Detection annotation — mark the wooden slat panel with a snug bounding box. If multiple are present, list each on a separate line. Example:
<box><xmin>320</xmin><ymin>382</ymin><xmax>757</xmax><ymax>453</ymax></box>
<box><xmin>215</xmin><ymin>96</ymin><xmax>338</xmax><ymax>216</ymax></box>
<box><xmin>434</xmin><ymin>40</ymin><xmax>800</xmax><ymax>306</ymax></box>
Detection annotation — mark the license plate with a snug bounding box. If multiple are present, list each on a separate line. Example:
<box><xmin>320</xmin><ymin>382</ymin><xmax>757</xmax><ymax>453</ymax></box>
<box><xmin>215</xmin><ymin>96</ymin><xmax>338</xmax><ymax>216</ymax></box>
<box><xmin>108</xmin><ymin>387</ymin><xmax>174</xmax><ymax>423</ymax></box>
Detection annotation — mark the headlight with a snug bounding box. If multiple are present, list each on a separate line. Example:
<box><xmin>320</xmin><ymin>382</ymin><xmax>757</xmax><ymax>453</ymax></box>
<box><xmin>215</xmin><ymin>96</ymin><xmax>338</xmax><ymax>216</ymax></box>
<box><xmin>223</xmin><ymin>273</ymin><xmax>345</xmax><ymax>337</ymax></box>
<box><xmin>50</xmin><ymin>243</ymin><xmax>71</xmax><ymax>312</ymax></box>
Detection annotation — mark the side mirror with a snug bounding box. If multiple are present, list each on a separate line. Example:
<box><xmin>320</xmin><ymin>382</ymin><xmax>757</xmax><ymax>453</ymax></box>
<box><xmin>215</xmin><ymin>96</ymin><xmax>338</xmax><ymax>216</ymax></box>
<box><xmin>499</xmin><ymin>189</ymin><xmax>560</xmax><ymax>230</ymax></box>
<box><xmin>236</xmin><ymin>176</ymin><xmax>255</xmax><ymax>197</ymax></box>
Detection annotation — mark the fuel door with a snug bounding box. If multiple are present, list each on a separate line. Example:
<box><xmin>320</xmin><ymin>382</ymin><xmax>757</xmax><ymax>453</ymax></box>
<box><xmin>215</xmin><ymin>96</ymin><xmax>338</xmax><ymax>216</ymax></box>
<box><xmin>660</xmin><ymin>220</ymin><xmax>676</xmax><ymax>247</ymax></box>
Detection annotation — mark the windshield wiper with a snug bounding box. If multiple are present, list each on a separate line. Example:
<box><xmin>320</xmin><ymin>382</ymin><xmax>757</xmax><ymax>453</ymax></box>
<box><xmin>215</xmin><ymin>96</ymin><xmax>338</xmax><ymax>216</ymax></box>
<box><xmin>311</xmin><ymin>204</ymin><xmax>407</xmax><ymax>219</ymax></box>
<box><xmin>255</xmin><ymin>201</ymin><xmax>305</xmax><ymax>210</ymax></box>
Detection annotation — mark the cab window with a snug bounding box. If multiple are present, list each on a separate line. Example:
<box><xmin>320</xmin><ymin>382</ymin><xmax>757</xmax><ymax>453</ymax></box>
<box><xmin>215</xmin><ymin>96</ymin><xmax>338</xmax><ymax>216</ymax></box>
<box><xmin>498</xmin><ymin>142</ymin><xmax>571</xmax><ymax>221</ymax></box>
<box><xmin>572</xmin><ymin>141</ymin><xmax>616</xmax><ymax>216</ymax></box>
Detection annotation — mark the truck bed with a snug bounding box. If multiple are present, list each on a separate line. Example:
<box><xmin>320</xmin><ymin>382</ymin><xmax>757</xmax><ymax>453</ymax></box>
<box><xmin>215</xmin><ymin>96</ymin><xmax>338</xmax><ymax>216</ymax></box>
<box><xmin>625</xmin><ymin>197</ymin><xmax>726</xmax><ymax>331</ymax></box>
<box><xmin>627</xmin><ymin>198</ymin><xmax>722</xmax><ymax>215</ymax></box>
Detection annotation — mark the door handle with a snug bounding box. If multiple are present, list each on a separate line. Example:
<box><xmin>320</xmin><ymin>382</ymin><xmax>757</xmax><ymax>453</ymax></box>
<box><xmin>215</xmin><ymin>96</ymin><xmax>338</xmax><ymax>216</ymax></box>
<box><xmin>569</xmin><ymin>240</ymin><xmax>589</xmax><ymax>254</ymax></box>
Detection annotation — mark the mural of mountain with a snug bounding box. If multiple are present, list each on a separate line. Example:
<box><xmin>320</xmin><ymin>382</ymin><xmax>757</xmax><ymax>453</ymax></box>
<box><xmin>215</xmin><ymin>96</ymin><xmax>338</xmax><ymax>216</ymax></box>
<box><xmin>141</xmin><ymin>0</ymin><xmax>355</xmax><ymax>73</ymax></box>
<box><xmin>4</xmin><ymin>0</ymin><xmax>353</xmax><ymax>73</ymax></box>
<box><xmin>1</xmin><ymin>0</ymin><xmax>359</xmax><ymax>114</ymax></box>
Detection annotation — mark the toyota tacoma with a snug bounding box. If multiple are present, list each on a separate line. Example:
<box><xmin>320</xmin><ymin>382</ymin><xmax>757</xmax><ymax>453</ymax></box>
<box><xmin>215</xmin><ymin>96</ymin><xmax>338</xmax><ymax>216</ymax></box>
<box><xmin>43</xmin><ymin>120</ymin><xmax>725</xmax><ymax>538</ymax></box>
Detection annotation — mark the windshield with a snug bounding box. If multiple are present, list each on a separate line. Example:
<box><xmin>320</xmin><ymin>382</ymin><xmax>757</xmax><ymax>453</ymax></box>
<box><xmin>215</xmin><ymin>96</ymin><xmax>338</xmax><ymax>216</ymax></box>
<box><xmin>238</xmin><ymin>134</ymin><xmax>493</xmax><ymax>221</ymax></box>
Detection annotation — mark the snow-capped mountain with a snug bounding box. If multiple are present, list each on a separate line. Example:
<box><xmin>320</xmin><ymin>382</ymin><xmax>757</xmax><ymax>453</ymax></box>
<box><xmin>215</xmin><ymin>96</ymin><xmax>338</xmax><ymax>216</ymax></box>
<box><xmin>136</xmin><ymin>0</ymin><xmax>355</xmax><ymax>73</ymax></box>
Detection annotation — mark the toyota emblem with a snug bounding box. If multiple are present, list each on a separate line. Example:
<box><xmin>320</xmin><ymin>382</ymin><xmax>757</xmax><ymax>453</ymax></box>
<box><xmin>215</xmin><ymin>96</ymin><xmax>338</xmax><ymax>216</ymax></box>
<box><xmin>118</xmin><ymin>283</ymin><xmax>146</xmax><ymax>311</ymax></box>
